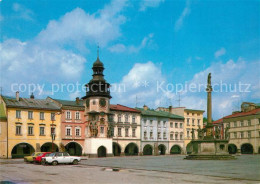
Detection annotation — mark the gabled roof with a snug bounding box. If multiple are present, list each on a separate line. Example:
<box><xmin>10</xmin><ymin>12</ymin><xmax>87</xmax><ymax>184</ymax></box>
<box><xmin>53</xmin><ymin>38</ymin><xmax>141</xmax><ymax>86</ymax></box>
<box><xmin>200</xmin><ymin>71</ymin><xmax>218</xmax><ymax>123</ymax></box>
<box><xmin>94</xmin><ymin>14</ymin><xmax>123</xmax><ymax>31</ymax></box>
<box><xmin>110</xmin><ymin>104</ymin><xmax>140</xmax><ymax>113</ymax></box>
<box><xmin>224</xmin><ymin>108</ymin><xmax>260</xmax><ymax>119</ymax></box>
<box><xmin>213</xmin><ymin>118</ymin><xmax>223</xmax><ymax>124</ymax></box>
<box><xmin>136</xmin><ymin>108</ymin><xmax>184</xmax><ymax>119</ymax></box>
<box><xmin>51</xmin><ymin>98</ymin><xmax>84</xmax><ymax>107</ymax></box>
<box><xmin>1</xmin><ymin>96</ymin><xmax>60</xmax><ymax>111</ymax></box>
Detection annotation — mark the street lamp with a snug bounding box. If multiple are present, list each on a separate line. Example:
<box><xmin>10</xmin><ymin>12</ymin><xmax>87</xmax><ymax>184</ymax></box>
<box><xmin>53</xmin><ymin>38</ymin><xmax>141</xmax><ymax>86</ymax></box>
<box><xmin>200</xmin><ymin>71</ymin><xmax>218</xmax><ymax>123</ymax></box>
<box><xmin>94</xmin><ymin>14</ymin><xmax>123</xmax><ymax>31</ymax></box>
<box><xmin>51</xmin><ymin>112</ymin><xmax>60</xmax><ymax>152</ymax></box>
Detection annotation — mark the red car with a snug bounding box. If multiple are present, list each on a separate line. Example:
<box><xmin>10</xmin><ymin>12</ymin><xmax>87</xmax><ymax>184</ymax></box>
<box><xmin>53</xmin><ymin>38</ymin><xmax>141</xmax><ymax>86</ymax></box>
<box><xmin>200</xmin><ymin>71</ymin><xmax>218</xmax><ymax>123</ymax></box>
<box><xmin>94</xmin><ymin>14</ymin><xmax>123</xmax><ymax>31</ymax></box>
<box><xmin>34</xmin><ymin>152</ymin><xmax>51</xmax><ymax>164</ymax></box>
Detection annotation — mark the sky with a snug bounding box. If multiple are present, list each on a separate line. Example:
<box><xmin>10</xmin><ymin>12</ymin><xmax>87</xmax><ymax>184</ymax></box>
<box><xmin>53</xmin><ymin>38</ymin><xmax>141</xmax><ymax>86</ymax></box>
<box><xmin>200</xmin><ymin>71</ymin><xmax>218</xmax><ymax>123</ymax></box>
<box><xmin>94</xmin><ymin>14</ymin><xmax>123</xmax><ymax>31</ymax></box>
<box><xmin>0</xmin><ymin>0</ymin><xmax>259</xmax><ymax>120</ymax></box>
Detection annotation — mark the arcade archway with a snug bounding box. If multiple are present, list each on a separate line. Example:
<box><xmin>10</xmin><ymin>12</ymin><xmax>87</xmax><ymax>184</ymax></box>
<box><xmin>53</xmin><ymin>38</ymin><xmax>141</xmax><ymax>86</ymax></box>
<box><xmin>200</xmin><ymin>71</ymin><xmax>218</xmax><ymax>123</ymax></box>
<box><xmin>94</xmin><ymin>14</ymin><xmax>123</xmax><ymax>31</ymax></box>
<box><xmin>158</xmin><ymin>144</ymin><xmax>166</xmax><ymax>155</ymax></box>
<box><xmin>98</xmin><ymin>146</ymin><xmax>107</xmax><ymax>157</ymax></box>
<box><xmin>113</xmin><ymin>142</ymin><xmax>121</xmax><ymax>156</ymax></box>
<box><xmin>143</xmin><ymin>144</ymin><xmax>153</xmax><ymax>155</ymax></box>
<box><xmin>228</xmin><ymin>144</ymin><xmax>237</xmax><ymax>154</ymax></box>
<box><xmin>241</xmin><ymin>143</ymin><xmax>253</xmax><ymax>154</ymax></box>
<box><xmin>41</xmin><ymin>142</ymin><xmax>59</xmax><ymax>152</ymax></box>
<box><xmin>124</xmin><ymin>143</ymin><xmax>139</xmax><ymax>156</ymax></box>
<box><xmin>170</xmin><ymin>145</ymin><xmax>182</xmax><ymax>154</ymax></box>
<box><xmin>65</xmin><ymin>142</ymin><xmax>83</xmax><ymax>156</ymax></box>
<box><xmin>11</xmin><ymin>143</ymin><xmax>35</xmax><ymax>158</ymax></box>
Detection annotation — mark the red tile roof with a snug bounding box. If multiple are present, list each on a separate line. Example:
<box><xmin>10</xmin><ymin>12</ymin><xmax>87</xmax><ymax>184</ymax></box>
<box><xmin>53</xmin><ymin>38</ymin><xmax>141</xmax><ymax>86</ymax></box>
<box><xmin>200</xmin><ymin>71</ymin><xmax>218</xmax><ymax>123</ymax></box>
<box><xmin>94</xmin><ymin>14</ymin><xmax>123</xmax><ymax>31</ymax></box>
<box><xmin>110</xmin><ymin>104</ymin><xmax>140</xmax><ymax>113</ymax></box>
<box><xmin>224</xmin><ymin>108</ymin><xmax>260</xmax><ymax>119</ymax></box>
<box><xmin>213</xmin><ymin>108</ymin><xmax>260</xmax><ymax>123</ymax></box>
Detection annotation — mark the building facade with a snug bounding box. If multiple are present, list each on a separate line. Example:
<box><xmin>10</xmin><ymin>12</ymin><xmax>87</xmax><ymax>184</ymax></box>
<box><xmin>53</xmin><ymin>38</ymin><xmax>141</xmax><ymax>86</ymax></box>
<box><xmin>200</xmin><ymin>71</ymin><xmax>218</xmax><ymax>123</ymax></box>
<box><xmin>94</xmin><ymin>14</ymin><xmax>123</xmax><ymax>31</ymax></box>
<box><xmin>48</xmin><ymin>97</ymin><xmax>86</xmax><ymax>156</ymax></box>
<box><xmin>140</xmin><ymin>105</ymin><xmax>184</xmax><ymax>155</ymax></box>
<box><xmin>110</xmin><ymin>104</ymin><xmax>141</xmax><ymax>156</ymax></box>
<box><xmin>0</xmin><ymin>93</ymin><xmax>61</xmax><ymax>158</ymax></box>
<box><xmin>156</xmin><ymin>106</ymin><xmax>204</xmax><ymax>153</ymax></box>
<box><xmin>214</xmin><ymin>102</ymin><xmax>260</xmax><ymax>154</ymax></box>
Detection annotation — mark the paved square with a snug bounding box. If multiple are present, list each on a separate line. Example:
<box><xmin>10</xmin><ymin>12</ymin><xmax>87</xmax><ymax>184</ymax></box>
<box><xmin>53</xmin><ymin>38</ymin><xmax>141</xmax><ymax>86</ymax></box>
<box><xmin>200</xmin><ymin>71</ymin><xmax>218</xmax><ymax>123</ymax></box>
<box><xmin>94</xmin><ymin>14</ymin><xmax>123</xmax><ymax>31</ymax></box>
<box><xmin>1</xmin><ymin>155</ymin><xmax>259</xmax><ymax>184</ymax></box>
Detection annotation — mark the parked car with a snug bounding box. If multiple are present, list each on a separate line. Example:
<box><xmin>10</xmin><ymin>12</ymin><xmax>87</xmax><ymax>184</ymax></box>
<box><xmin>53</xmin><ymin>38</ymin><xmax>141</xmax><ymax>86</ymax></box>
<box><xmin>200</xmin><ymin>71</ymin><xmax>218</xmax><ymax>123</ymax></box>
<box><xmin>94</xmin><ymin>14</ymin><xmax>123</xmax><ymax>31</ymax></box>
<box><xmin>24</xmin><ymin>152</ymin><xmax>43</xmax><ymax>163</ymax></box>
<box><xmin>33</xmin><ymin>152</ymin><xmax>51</xmax><ymax>164</ymax></box>
<box><xmin>41</xmin><ymin>152</ymin><xmax>81</xmax><ymax>165</ymax></box>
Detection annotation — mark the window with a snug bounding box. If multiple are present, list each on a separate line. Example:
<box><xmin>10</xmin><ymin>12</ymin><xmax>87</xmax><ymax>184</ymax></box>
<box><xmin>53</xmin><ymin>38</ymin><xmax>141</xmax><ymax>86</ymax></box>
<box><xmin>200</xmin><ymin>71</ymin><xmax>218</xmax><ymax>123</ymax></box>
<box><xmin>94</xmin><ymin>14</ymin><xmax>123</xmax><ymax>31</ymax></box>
<box><xmin>75</xmin><ymin>112</ymin><xmax>80</xmax><ymax>120</ymax></box>
<box><xmin>118</xmin><ymin>128</ymin><xmax>122</xmax><ymax>136</ymax></box>
<box><xmin>192</xmin><ymin>113</ymin><xmax>194</xmax><ymax>116</ymax></box>
<box><xmin>192</xmin><ymin>119</ymin><xmax>195</xmax><ymax>126</ymax></box>
<box><xmin>28</xmin><ymin>111</ymin><xmax>33</xmax><ymax>119</ymax></box>
<box><xmin>170</xmin><ymin>122</ymin><xmax>173</xmax><ymax>128</ymax></box>
<box><xmin>93</xmin><ymin>100</ymin><xmax>96</xmax><ymax>105</ymax></box>
<box><xmin>180</xmin><ymin>123</ymin><xmax>183</xmax><ymax>128</ymax></box>
<box><xmin>76</xmin><ymin>128</ymin><xmax>81</xmax><ymax>136</ymax></box>
<box><xmin>143</xmin><ymin>119</ymin><xmax>147</xmax><ymax>125</ymax></box>
<box><xmin>66</xmin><ymin>127</ymin><xmax>71</xmax><ymax>136</ymax></box>
<box><xmin>163</xmin><ymin>121</ymin><xmax>166</xmax><ymax>127</ymax></box>
<box><xmin>132</xmin><ymin>115</ymin><xmax>136</xmax><ymax>123</ymax></box>
<box><xmin>163</xmin><ymin>132</ymin><xmax>166</xmax><ymax>139</ymax></box>
<box><xmin>118</xmin><ymin>115</ymin><xmax>122</xmax><ymax>122</ymax></box>
<box><xmin>16</xmin><ymin>126</ymin><xmax>21</xmax><ymax>135</ymax></box>
<box><xmin>125</xmin><ymin>114</ymin><xmax>129</xmax><ymax>122</ymax></box>
<box><xmin>187</xmin><ymin>130</ymin><xmax>190</xmax><ymax>137</ymax></box>
<box><xmin>150</xmin><ymin>131</ymin><xmax>153</xmax><ymax>138</ymax></box>
<box><xmin>241</xmin><ymin>121</ymin><xmax>244</xmax><ymax>127</ymax></box>
<box><xmin>158</xmin><ymin>121</ymin><xmax>161</xmax><ymax>127</ymax></box>
<box><xmin>40</xmin><ymin>127</ymin><xmax>45</xmax><ymax>135</ymax></box>
<box><xmin>100</xmin><ymin>127</ymin><xmax>104</xmax><ymax>134</ymax></box>
<box><xmin>180</xmin><ymin>133</ymin><xmax>183</xmax><ymax>140</ymax></box>
<box><xmin>92</xmin><ymin>115</ymin><xmax>96</xmax><ymax>121</ymax></box>
<box><xmin>234</xmin><ymin>132</ymin><xmax>237</xmax><ymax>138</ymax></box>
<box><xmin>150</xmin><ymin>120</ymin><xmax>153</xmax><ymax>125</ymax></box>
<box><xmin>187</xmin><ymin>118</ymin><xmax>190</xmax><ymax>126</ymax></box>
<box><xmin>144</xmin><ymin>131</ymin><xmax>147</xmax><ymax>138</ymax></box>
<box><xmin>175</xmin><ymin>133</ymin><xmax>178</xmax><ymax>140</ymax></box>
<box><xmin>248</xmin><ymin>120</ymin><xmax>251</xmax><ymax>126</ymax></box>
<box><xmin>28</xmin><ymin>126</ymin><xmax>33</xmax><ymax>135</ymax></box>
<box><xmin>16</xmin><ymin>110</ymin><xmax>21</xmax><ymax>119</ymax></box>
<box><xmin>241</xmin><ymin>132</ymin><xmax>244</xmax><ymax>138</ymax></box>
<box><xmin>248</xmin><ymin>131</ymin><xmax>251</xmax><ymax>138</ymax></box>
<box><xmin>40</xmin><ymin>112</ymin><xmax>44</xmax><ymax>120</ymax></box>
<box><xmin>132</xmin><ymin>128</ymin><xmax>136</xmax><ymax>137</ymax></box>
<box><xmin>158</xmin><ymin>132</ymin><xmax>161</xmax><ymax>139</ymax></box>
<box><xmin>170</xmin><ymin>134</ymin><xmax>173</xmax><ymax>140</ymax></box>
<box><xmin>51</xmin><ymin>113</ymin><xmax>55</xmax><ymax>121</ymax></box>
<box><xmin>197</xmin><ymin>119</ymin><xmax>200</xmax><ymax>126</ymax></box>
<box><xmin>175</xmin><ymin>123</ymin><xmax>178</xmax><ymax>128</ymax></box>
<box><xmin>66</xmin><ymin>111</ymin><xmax>71</xmax><ymax>119</ymax></box>
<box><xmin>125</xmin><ymin>128</ymin><xmax>129</xmax><ymax>137</ymax></box>
<box><xmin>234</xmin><ymin>122</ymin><xmax>237</xmax><ymax>127</ymax></box>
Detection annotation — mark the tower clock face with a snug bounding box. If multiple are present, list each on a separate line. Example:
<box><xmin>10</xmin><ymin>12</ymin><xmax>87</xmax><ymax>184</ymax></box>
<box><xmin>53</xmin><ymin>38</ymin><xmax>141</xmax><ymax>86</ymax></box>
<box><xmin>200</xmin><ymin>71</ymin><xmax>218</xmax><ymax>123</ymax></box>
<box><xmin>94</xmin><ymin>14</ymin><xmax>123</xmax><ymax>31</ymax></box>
<box><xmin>99</xmin><ymin>98</ymin><xmax>106</xmax><ymax>107</ymax></box>
<box><xmin>86</xmin><ymin>99</ymin><xmax>90</xmax><ymax>108</ymax></box>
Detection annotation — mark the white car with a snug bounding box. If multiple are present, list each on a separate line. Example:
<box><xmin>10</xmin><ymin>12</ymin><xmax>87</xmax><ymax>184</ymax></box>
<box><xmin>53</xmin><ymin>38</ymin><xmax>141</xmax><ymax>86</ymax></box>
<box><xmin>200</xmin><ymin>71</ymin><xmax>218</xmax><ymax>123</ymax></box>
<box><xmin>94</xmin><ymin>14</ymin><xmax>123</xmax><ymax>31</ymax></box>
<box><xmin>41</xmin><ymin>152</ymin><xmax>81</xmax><ymax>165</ymax></box>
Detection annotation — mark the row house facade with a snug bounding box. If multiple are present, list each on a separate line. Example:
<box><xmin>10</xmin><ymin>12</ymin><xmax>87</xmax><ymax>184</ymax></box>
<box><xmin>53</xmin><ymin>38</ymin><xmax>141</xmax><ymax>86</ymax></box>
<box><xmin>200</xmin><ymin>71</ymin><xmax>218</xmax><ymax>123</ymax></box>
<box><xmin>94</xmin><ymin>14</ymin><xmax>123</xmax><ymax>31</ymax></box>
<box><xmin>139</xmin><ymin>105</ymin><xmax>184</xmax><ymax>155</ymax></box>
<box><xmin>48</xmin><ymin>97</ymin><xmax>86</xmax><ymax>156</ymax></box>
<box><xmin>214</xmin><ymin>102</ymin><xmax>260</xmax><ymax>154</ymax></box>
<box><xmin>0</xmin><ymin>93</ymin><xmax>61</xmax><ymax>158</ymax></box>
<box><xmin>110</xmin><ymin>104</ymin><xmax>141</xmax><ymax>156</ymax></box>
<box><xmin>156</xmin><ymin>106</ymin><xmax>204</xmax><ymax>153</ymax></box>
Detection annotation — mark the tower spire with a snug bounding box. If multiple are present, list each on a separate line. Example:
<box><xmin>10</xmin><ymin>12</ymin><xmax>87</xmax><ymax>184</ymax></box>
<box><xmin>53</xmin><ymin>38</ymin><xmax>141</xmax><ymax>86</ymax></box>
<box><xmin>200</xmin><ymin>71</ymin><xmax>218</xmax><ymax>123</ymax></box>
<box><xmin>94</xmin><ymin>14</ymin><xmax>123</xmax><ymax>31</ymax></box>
<box><xmin>97</xmin><ymin>44</ymin><xmax>99</xmax><ymax>58</ymax></box>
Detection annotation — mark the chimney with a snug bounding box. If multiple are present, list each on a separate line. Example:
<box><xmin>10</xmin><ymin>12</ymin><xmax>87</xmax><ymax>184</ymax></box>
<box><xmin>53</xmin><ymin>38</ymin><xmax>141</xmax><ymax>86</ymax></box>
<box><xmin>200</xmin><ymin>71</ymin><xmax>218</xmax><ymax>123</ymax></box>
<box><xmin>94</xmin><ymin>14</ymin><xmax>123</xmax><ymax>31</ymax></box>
<box><xmin>143</xmin><ymin>105</ymin><xmax>148</xmax><ymax>111</ymax></box>
<box><xmin>30</xmin><ymin>93</ymin><xmax>35</xmax><ymax>99</ymax></box>
<box><xmin>169</xmin><ymin>106</ymin><xmax>172</xmax><ymax>113</ymax></box>
<box><xmin>76</xmin><ymin>97</ymin><xmax>80</xmax><ymax>104</ymax></box>
<box><xmin>16</xmin><ymin>91</ymin><xmax>19</xmax><ymax>101</ymax></box>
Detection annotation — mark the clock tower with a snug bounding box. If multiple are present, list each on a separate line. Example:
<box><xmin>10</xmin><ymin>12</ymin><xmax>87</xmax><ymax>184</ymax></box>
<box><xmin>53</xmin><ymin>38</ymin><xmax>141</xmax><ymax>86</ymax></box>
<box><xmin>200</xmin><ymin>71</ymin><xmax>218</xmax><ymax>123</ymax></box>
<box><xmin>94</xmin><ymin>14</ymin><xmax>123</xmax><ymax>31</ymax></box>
<box><xmin>82</xmin><ymin>52</ymin><xmax>113</xmax><ymax>157</ymax></box>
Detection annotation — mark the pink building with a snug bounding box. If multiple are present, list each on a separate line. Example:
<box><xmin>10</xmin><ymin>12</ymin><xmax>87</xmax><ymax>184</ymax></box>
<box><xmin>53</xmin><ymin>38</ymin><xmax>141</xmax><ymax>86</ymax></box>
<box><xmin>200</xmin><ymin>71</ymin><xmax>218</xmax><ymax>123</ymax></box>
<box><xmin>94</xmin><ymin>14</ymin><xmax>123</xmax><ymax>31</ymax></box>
<box><xmin>48</xmin><ymin>97</ymin><xmax>86</xmax><ymax>155</ymax></box>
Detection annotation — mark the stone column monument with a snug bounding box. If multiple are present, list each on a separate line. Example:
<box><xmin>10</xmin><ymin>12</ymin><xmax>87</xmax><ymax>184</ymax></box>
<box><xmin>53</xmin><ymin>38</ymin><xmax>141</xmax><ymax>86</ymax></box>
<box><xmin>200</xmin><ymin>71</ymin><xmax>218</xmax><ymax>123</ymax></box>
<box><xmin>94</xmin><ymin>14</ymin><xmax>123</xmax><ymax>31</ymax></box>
<box><xmin>185</xmin><ymin>73</ymin><xmax>235</xmax><ymax>160</ymax></box>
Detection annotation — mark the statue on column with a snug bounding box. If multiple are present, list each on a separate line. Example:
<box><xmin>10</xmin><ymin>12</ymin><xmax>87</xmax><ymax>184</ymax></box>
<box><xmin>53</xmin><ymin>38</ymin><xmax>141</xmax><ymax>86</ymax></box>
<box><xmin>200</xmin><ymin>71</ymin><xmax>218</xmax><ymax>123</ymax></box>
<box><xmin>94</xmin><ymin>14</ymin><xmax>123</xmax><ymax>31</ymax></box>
<box><xmin>208</xmin><ymin>73</ymin><xmax>211</xmax><ymax>86</ymax></box>
<box><xmin>215</xmin><ymin>127</ymin><xmax>220</xmax><ymax>139</ymax></box>
<box><xmin>197</xmin><ymin>125</ymin><xmax>204</xmax><ymax>139</ymax></box>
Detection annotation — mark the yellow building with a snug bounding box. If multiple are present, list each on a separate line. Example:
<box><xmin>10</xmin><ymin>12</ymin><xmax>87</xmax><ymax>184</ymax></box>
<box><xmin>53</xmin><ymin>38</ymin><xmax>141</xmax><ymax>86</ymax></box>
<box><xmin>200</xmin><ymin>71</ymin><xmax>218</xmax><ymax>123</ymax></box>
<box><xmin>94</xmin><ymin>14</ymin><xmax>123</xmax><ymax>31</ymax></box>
<box><xmin>0</xmin><ymin>103</ymin><xmax>7</xmax><ymax>158</ymax></box>
<box><xmin>0</xmin><ymin>93</ymin><xmax>61</xmax><ymax>158</ymax></box>
<box><xmin>156</xmin><ymin>106</ymin><xmax>204</xmax><ymax>153</ymax></box>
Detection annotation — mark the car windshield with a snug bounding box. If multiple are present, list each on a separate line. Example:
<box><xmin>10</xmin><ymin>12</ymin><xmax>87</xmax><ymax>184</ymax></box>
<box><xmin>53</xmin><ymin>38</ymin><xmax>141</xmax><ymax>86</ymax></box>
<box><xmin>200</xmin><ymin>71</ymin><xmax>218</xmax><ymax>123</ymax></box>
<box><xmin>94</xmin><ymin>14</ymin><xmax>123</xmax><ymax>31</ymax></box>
<box><xmin>45</xmin><ymin>154</ymin><xmax>50</xmax><ymax>157</ymax></box>
<box><xmin>49</xmin><ymin>153</ymin><xmax>56</xmax><ymax>157</ymax></box>
<box><xmin>35</xmin><ymin>153</ymin><xmax>42</xmax><ymax>156</ymax></box>
<box><xmin>38</xmin><ymin>153</ymin><xmax>44</xmax><ymax>156</ymax></box>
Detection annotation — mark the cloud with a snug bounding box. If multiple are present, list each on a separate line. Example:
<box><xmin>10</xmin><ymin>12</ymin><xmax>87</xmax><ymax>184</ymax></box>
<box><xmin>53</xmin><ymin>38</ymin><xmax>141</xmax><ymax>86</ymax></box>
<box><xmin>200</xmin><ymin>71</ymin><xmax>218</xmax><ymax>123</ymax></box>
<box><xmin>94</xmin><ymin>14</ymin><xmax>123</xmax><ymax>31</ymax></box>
<box><xmin>174</xmin><ymin>0</ymin><xmax>191</xmax><ymax>31</ymax></box>
<box><xmin>36</xmin><ymin>0</ymin><xmax>128</xmax><ymax>49</ymax></box>
<box><xmin>12</xmin><ymin>3</ymin><xmax>34</xmax><ymax>21</ymax></box>
<box><xmin>214</xmin><ymin>47</ymin><xmax>226</xmax><ymax>58</ymax></box>
<box><xmin>139</xmin><ymin>0</ymin><xmax>165</xmax><ymax>11</ymax></box>
<box><xmin>109</xmin><ymin>33</ymin><xmax>155</xmax><ymax>53</ymax></box>
<box><xmin>0</xmin><ymin>0</ymin><xmax>129</xmax><ymax>97</ymax></box>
